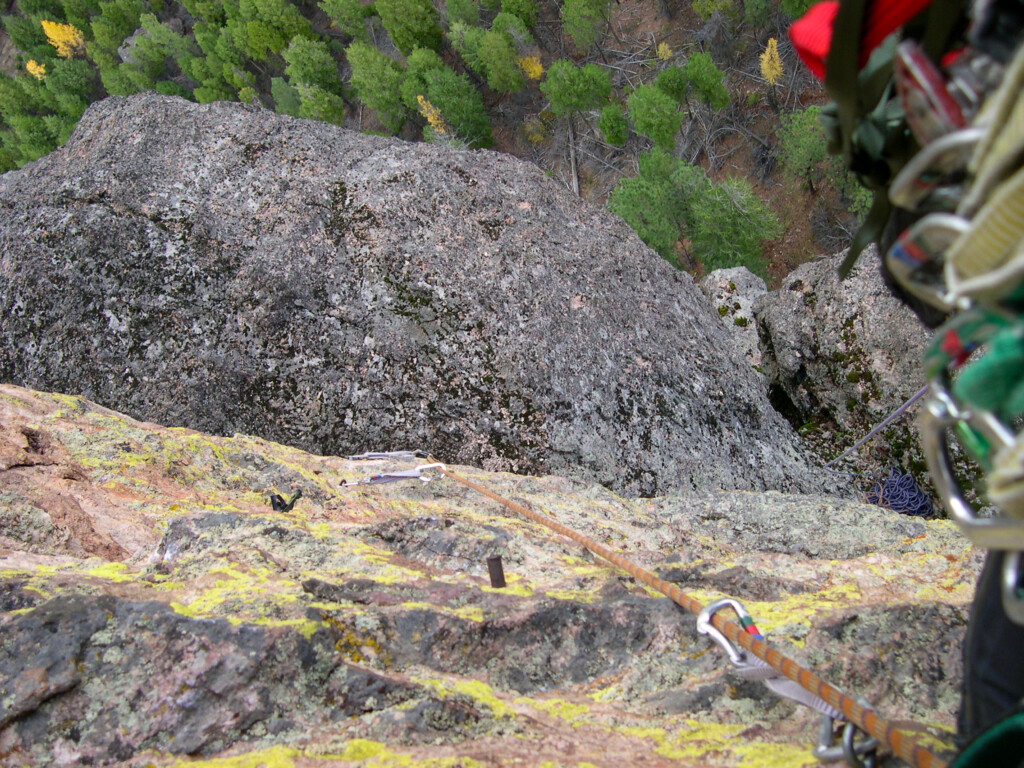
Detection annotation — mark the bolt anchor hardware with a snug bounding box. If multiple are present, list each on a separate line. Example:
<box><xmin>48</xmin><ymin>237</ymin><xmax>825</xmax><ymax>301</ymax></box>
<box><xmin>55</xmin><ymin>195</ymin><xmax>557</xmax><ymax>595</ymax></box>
<box><xmin>487</xmin><ymin>555</ymin><xmax>506</xmax><ymax>588</ymax></box>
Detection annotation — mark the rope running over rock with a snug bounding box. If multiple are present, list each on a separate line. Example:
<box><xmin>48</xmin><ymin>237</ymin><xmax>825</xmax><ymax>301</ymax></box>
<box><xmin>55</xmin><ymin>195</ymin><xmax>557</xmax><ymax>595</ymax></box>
<box><xmin>429</xmin><ymin>462</ymin><xmax>949</xmax><ymax>768</ymax></box>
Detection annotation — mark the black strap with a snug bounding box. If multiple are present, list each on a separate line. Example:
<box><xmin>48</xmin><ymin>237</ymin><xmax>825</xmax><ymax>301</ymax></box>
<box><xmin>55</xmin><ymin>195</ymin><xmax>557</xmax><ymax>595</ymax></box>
<box><xmin>957</xmin><ymin>551</ymin><xmax>1024</xmax><ymax>748</ymax></box>
<box><xmin>839</xmin><ymin>190</ymin><xmax>892</xmax><ymax>277</ymax></box>
<box><xmin>824</xmin><ymin>0</ymin><xmax>870</xmax><ymax>164</ymax></box>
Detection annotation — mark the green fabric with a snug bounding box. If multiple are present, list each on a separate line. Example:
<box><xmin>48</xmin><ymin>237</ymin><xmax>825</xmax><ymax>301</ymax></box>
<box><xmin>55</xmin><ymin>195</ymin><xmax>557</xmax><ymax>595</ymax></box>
<box><xmin>952</xmin><ymin>706</ymin><xmax>1024</xmax><ymax>767</ymax></box>
<box><xmin>955</xmin><ymin>327</ymin><xmax>1024</xmax><ymax>422</ymax></box>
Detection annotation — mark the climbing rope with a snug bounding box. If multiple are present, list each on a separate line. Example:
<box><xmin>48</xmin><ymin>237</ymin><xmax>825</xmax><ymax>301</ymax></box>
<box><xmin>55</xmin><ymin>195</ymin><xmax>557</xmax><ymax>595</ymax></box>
<box><xmin>424</xmin><ymin>461</ymin><xmax>949</xmax><ymax>768</ymax></box>
<box><xmin>824</xmin><ymin>384</ymin><xmax>930</xmax><ymax>470</ymax></box>
<box><xmin>821</xmin><ymin>384</ymin><xmax>934</xmax><ymax>516</ymax></box>
<box><xmin>864</xmin><ymin>467</ymin><xmax>934</xmax><ymax>516</ymax></box>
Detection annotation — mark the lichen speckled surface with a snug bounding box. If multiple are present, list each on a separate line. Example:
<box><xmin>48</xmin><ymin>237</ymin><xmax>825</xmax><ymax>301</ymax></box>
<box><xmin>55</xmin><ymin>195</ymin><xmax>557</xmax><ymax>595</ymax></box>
<box><xmin>0</xmin><ymin>385</ymin><xmax>978</xmax><ymax>767</ymax></box>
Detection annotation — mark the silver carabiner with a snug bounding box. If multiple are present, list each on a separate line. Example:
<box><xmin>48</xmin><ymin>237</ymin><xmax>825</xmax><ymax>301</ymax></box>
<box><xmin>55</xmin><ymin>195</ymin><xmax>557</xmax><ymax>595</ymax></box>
<box><xmin>920</xmin><ymin>382</ymin><xmax>1024</xmax><ymax>549</ymax></box>
<box><xmin>696</xmin><ymin>598</ymin><xmax>758</xmax><ymax>667</ymax></box>
<box><xmin>885</xmin><ymin>213</ymin><xmax>968</xmax><ymax>313</ymax></box>
<box><xmin>813</xmin><ymin>715</ymin><xmax>879</xmax><ymax>767</ymax></box>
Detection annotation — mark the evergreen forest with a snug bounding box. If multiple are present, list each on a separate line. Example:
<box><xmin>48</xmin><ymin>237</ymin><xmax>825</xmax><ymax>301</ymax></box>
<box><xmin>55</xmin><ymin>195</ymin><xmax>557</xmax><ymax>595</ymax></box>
<box><xmin>0</xmin><ymin>0</ymin><xmax>871</xmax><ymax>280</ymax></box>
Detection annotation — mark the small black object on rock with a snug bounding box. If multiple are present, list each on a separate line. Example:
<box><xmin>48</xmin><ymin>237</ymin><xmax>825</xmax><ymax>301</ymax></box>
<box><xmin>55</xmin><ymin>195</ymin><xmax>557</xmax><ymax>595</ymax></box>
<box><xmin>270</xmin><ymin>489</ymin><xmax>303</xmax><ymax>513</ymax></box>
<box><xmin>487</xmin><ymin>555</ymin><xmax>506</xmax><ymax>588</ymax></box>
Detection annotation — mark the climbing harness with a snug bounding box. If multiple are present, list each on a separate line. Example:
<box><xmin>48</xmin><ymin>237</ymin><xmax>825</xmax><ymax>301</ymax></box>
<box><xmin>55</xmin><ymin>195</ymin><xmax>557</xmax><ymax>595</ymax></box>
<box><xmin>887</xmin><ymin>42</ymin><xmax>1024</xmax><ymax>626</ymax></box>
<box><xmin>412</xmin><ymin>460</ymin><xmax>950</xmax><ymax>768</ymax></box>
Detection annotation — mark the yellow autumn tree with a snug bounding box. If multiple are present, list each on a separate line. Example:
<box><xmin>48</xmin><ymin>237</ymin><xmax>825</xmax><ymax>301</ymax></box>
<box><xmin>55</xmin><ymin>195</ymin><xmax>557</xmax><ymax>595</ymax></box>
<box><xmin>417</xmin><ymin>94</ymin><xmax>449</xmax><ymax>136</ymax></box>
<box><xmin>26</xmin><ymin>60</ymin><xmax>46</xmax><ymax>79</ymax></box>
<box><xmin>759</xmin><ymin>37</ymin><xmax>783</xmax><ymax>112</ymax></box>
<box><xmin>41</xmin><ymin>20</ymin><xmax>85</xmax><ymax>58</ymax></box>
<box><xmin>518</xmin><ymin>56</ymin><xmax>543</xmax><ymax>81</ymax></box>
<box><xmin>759</xmin><ymin>38</ymin><xmax>783</xmax><ymax>85</ymax></box>
<box><xmin>656</xmin><ymin>42</ymin><xmax>672</xmax><ymax>60</ymax></box>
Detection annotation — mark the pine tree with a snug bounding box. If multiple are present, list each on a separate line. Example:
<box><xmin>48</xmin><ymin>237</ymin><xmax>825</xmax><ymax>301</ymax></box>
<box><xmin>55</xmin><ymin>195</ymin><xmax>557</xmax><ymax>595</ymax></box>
<box><xmin>448</xmin><ymin>21</ymin><xmax>485</xmax><ymax>71</ymax></box>
<box><xmin>759</xmin><ymin>37</ymin><xmax>782</xmax><ymax>84</ymax></box>
<box><xmin>5</xmin><ymin>15</ymin><xmax>54</xmax><ymax>62</ymax></box>
<box><xmin>490</xmin><ymin>11</ymin><xmax>531</xmax><ymax>49</ymax></box>
<box><xmin>688</xmin><ymin>176</ymin><xmax>778</xmax><ymax>275</ymax></box>
<box><xmin>477</xmin><ymin>29</ymin><xmax>522</xmax><ymax>92</ymax></box>
<box><xmin>608</xmin><ymin>148</ymin><xmax>688</xmax><ymax>263</ymax></box>
<box><xmin>376</xmin><ymin>0</ymin><xmax>442</xmax><ymax>54</ymax></box>
<box><xmin>501</xmin><ymin>0</ymin><xmax>536</xmax><ymax>26</ymax></box>
<box><xmin>655</xmin><ymin>65</ymin><xmax>687</xmax><ymax>102</ymax></box>
<box><xmin>683</xmin><ymin>52</ymin><xmax>728</xmax><ymax>109</ymax></box>
<box><xmin>400</xmin><ymin>46</ymin><xmax>444</xmax><ymax>109</ymax></box>
<box><xmin>598</xmin><ymin>102</ymin><xmax>627</xmax><ymax>145</ymax></box>
<box><xmin>517</xmin><ymin>55</ymin><xmax>542</xmax><ymax>81</ymax></box>
<box><xmin>271</xmin><ymin>76</ymin><xmax>301</xmax><ymax>115</ymax></box>
<box><xmin>627</xmin><ymin>83</ymin><xmax>679</xmax><ymax>150</ymax></box>
<box><xmin>780</xmin><ymin>0</ymin><xmax>813</xmax><ymax>18</ymax></box>
<box><xmin>608</xmin><ymin>149</ymin><xmax>776</xmax><ymax>274</ymax></box>
<box><xmin>27</xmin><ymin>60</ymin><xmax>47</xmax><ymax>79</ymax></box>
<box><xmin>45</xmin><ymin>57</ymin><xmax>97</xmax><ymax>118</ymax></box>
<box><xmin>540</xmin><ymin>58</ymin><xmax>610</xmax><ymax>116</ymax></box>
<box><xmin>296</xmin><ymin>83</ymin><xmax>346</xmax><ymax>124</ymax></box>
<box><xmin>42</xmin><ymin>19</ymin><xmax>86</xmax><ymax>57</ymax></box>
<box><xmin>560</xmin><ymin>0</ymin><xmax>608</xmax><ymax>51</ymax></box>
<box><xmin>422</xmin><ymin>66</ymin><xmax>491</xmax><ymax>147</ymax></box>
<box><xmin>88</xmin><ymin>0</ymin><xmax>143</xmax><ymax>57</ymax></box>
<box><xmin>777</xmin><ymin>105</ymin><xmax>825</xmax><ymax>191</ymax></box>
<box><xmin>283</xmin><ymin>37</ymin><xmax>341</xmax><ymax>94</ymax></box>
<box><xmin>346</xmin><ymin>39</ymin><xmax>407</xmax><ymax>132</ymax></box>
<box><xmin>445</xmin><ymin>0</ymin><xmax>478</xmax><ymax>27</ymax></box>
<box><xmin>759</xmin><ymin>36</ymin><xmax>782</xmax><ymax>112</ymax></box>
<box><xmin>319</xmin><ymin>0</ymin><xmax>373</xmax><ymax>40</ymax></box>
<box><xmin>60</xmin><ymin>0</ymin><xmax>104</xmax><ymax>33</ymax></box>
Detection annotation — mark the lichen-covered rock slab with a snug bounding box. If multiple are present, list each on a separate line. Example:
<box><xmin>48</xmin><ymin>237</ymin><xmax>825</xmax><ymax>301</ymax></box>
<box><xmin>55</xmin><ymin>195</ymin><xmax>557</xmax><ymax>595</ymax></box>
<box><xmin>0</xmin><ymin>386</ymin><xmax>976</xmax><ymax>767</ymax></box>
<box><xmin>0</xmin><ymin>93</ymin><xmax>826</xmax><ymax>497</ymax></box>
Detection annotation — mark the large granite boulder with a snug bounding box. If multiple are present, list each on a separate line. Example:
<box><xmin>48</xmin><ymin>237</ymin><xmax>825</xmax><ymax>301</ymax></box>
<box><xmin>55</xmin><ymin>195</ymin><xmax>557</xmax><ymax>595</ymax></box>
<box><xmin>0</xmin><ymin>93</ymin><xmax>824</xmax><ymax>497</ymax></box>
<box><xmin>0</xmin><ymin>385</ymin><xmax>974</xmax><ymax>766</ymax></box>
<box><xmin>754</xmin><ymin>249</ymin><xmax>933</xmax><ymax>480</ymax></box>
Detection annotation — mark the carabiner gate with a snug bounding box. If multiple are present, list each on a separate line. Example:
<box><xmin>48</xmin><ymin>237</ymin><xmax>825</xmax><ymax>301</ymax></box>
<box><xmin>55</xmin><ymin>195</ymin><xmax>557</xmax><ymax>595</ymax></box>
<box><xmin>696</xmin><ymin>598</ymin><xmax>762</xmax><ymax>668</ymax></box>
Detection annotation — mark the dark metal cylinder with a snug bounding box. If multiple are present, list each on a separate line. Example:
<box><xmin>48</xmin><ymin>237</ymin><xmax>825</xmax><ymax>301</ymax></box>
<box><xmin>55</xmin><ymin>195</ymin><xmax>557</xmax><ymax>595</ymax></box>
<box><xmin>486</xmin><ymin>555</ymin><xmax>506</xmax><ymax>588</ymax></box>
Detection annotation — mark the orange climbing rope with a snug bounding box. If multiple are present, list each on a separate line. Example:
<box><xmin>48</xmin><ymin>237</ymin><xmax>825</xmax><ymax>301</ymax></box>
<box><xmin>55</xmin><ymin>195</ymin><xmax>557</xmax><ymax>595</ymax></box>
<box><xmin>431</xmin><ymin>463</ymin><xmax>949</xmax><ymax>768</ymax></box>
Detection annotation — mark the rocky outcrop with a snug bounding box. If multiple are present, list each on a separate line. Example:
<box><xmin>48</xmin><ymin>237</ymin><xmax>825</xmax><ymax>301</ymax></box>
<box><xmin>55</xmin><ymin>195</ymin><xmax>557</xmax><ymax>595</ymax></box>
<box><xmin>754</xmin><ymin>249</ymin><xmax>932</xmax><ymax>479</ymax></box>
<box><xmin>700</xmin><ymin>267</ymin><xmax>767</xmax><ymax>368</ymax></box>
<box><xmin>0</xmin><ymin>93</ymin><xmax>826</xmax><ymax>497</ymax></box>
<box><xmin>0</xmin><ymin>385</ymin><xmax>978</xmax><ymax>766</ymax></box>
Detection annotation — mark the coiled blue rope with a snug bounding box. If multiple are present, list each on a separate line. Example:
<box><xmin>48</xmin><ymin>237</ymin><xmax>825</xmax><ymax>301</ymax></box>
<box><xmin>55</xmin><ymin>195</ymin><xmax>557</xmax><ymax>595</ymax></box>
<box><xmin>865</xmin><ymin>467</ymin><xmax>933</xmax><ymax>517</ymax></box>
